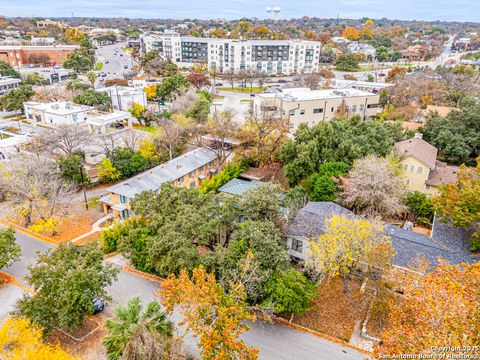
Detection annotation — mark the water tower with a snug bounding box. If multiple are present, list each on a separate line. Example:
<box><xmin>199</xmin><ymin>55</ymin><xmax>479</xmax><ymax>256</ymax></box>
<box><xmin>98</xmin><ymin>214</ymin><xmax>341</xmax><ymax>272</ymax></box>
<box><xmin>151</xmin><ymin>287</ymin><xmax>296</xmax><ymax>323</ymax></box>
<box><xmin>272</xmin><ymin>6</ymin><xmax>281</xmax><ymax>20</ymax></box>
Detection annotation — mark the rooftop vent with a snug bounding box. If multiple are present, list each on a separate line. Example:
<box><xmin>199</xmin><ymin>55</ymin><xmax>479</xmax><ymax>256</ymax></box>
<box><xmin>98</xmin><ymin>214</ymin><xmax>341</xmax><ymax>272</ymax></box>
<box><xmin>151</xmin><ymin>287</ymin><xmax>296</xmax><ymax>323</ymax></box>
<box><xmin>414</xmin><ymin>132</ymin><xmax>423</xmax><ymax>139</ymax></box>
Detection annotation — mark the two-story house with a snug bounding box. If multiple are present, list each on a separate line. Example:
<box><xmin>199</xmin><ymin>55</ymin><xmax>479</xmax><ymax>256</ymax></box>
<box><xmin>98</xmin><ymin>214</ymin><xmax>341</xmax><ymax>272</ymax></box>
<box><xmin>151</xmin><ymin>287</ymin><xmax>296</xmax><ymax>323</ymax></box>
<box><xmin>100</xmin><ymin>147</ymin><xmax>222</xmax><ymax>218</ymax></box>
<box><xmin>394</xmin><ymin>135</ymin><xmax>459</xmax><ymax>196</ymax></box>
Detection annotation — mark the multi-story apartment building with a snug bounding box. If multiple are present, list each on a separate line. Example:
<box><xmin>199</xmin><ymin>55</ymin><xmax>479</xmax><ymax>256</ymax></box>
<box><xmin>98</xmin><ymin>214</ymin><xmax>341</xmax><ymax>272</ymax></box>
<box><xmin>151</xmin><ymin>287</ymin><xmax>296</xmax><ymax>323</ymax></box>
<box><xmin>141</xmin><ymin>32</ymin><xmax>322</xmax><ymax>75</ymax></box>
<box><xmin>254</xmin><ymin>87</ymin><xmax>381</xmax><ymax>132</ymax></box>
<box><xmin>395</xmin><ymin>135</ymin><xmax>459</xmax><ymax>196</ymax></box>
<box><xmin>0</xmin><ymin>44</ymin><xmax>78</xmax><ymax>67</ymax></box>
<box><xmin>100</xmin><ymin>147</ymin><xmax>222</xmax><ymax>218</ymax></box>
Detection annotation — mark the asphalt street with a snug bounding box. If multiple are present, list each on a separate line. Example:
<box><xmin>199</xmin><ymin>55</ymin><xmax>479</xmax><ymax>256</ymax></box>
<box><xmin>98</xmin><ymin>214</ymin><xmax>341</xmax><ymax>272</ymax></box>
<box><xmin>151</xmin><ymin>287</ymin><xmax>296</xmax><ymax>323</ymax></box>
<box><xmin>95</xmin><ymin>43</ymin><xmax>133</xmax><ymax>87</ymax></box>
<box><xmin>0</xmin><ymin>226</ymin><xmax>366</xmax><ymax>360</ymax></box>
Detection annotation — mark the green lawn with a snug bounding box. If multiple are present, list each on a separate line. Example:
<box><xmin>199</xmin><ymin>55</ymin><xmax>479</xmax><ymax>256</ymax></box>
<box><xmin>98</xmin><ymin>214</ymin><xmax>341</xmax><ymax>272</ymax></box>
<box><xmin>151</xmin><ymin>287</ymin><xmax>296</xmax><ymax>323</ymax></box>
<box><xmin>217</xmin><ymin>86</ymin><xmax>268</xmax><ymax>93</ymax></box>
<box><xmin>240</xmin><ymin>99</ymin><xmax>253</xmax><ymax>103</ymax></box>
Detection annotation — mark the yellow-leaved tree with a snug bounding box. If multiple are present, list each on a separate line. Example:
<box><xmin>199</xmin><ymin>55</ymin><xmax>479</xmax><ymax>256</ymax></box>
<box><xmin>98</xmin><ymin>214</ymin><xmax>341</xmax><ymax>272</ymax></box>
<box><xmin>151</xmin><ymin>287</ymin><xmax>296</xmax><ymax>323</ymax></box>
<box><xmin>0</xmin><ymin>317</ymin><xmax>77</xmax><ymax>360</ymax></box>
<box><xmin>307</xmin><ymin>215</ymin><xmax>392</xmax><ymax>292</ymax></box>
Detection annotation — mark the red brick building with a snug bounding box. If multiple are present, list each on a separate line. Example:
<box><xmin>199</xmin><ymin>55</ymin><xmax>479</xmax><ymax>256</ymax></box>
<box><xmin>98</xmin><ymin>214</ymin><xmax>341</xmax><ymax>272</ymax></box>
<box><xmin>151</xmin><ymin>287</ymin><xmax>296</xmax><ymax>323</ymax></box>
<box><xmin>0</xmin><ymin>44</ymin><xmax>79</xmax><ymax>67</ymax></box>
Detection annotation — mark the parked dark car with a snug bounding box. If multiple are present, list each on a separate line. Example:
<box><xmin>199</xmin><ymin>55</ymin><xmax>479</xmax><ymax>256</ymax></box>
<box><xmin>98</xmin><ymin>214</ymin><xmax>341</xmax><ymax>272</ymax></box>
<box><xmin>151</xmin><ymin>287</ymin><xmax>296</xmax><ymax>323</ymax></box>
<box><xmin>278</xmin><ymin>79</ymin><xmax>287</xmax><ymax>83</ymax></box>
<box><xmin>215</xmin><ymin>83</ymin><xmax>224</xmax><ymax>87</ymax></box>
<box><xmin>92</xmin><ymin>297</ymin><xmax>105</xmax><ymax>314</ymax></box>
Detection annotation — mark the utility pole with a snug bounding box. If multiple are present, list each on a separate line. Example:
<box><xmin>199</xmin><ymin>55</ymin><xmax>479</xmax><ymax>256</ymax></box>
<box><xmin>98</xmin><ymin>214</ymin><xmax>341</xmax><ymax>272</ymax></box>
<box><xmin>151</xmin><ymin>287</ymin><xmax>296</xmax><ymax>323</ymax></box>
<box><xmin>80</xmin><ymin>166</ymin><xmax>89</xmax><ymax>210</ymax></box>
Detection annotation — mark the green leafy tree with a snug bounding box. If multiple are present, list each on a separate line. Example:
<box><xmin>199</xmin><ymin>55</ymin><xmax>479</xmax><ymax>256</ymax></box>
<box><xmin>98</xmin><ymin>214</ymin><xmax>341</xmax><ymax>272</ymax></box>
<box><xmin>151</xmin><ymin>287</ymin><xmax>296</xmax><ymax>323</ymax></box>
<box><xmin>310</xmin><ymin>161</ymin><xmax>349</xmax><ymax>201</ymax></box>
<box><xmin>219</xmin><ymin>220</ymin><xmax>290</xmax><ymax>303</ymax></box>
<box><xmin>57</xmin><ymin>153</ymin><xmax>90</xmax><ymax>186</ymax></box>
<box><xmin>240</xmin><ymin>183</ymin><xmax>282</xmax><ymax>222</ymax></box>
<box><xmin>72</xmin><ymin>89</ymin><xmax>111</xmax><ymax>111</ymax></box>
<box><xmin>17</xmin><ymin>243</ymin><xmax>119</xmax><ymax>334</ymax></box>
<box><xmin>22</xmin><ymin>72</ymin><xmax>47</xmax><ymax>85</ymax></box>
<box><xmin>422</xmin><ymin>98</ymin><xmax>480</xmax><ymax>163</ymax></box>
<box><xmin>199</xmin><ymin>162</ymin><xmax>248</xmax><ymax>193</ymax></box>
<box><xmin>111</xmin><ymin>148</ymin><xmax>148</xmax><ymax>178</ymax></box>
<box><xmin>103</xmin><ymin>296</ymin><xmax>173</xmax><ymax>360</ymax></box>
<box><xmin>263</xmin><ymin>269</ymin><xmax>317</xmax><ymax>315</ymax></box>
<box><xmin>0</xmin><ymin>60</ymin><xmax>20</xmax><ymax>78</ymax></box>
<box><xmin>335</xmin><ymin>54</ymin><xmax>360</xmax><ymax>71</ymax></box>
<box><xmin>157</xmin><ymin>75</ymin><xmax>189</xmax><ymax>101</ymax></box>
<box><xmin>404</xmin><ymin>191</ymin><xmax>434</xmax><ymax>220</ymax></box>
<box><xmin>63</xmin><ymin>52</ymin><xmax>94</xmax><ymax>73</ymax></box>
<box><xmin>0</xmin><ymin>85</ymin><xmax>34</xmax><ymax>113</ymax></box>
<box><xmin>0</xmin><ymin>228</ymin><xmax>21</xmax><ymax>269</ymax></box>
<box><xmin>280</xmin><ymin>118</ymin><xmax>403</xmax><ymax>186</ymax></box>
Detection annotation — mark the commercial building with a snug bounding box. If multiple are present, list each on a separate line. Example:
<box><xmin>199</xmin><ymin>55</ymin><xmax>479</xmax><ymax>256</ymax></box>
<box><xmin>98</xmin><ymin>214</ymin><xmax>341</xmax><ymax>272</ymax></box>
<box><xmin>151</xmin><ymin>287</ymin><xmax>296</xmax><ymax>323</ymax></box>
<box><xmin>0</xmin><ymin>44</ymin><xmax>78</xmax><ymax>67</ymax></box>
<box><xmin>254</xmin><ymin>87</ymin><xmax>381</xmax><ymax>132</ymax></box>
<box><xmin>0</xmin><ymin>129</ymin><xmax>30</xmax><ymax>161</ymax></box>
<box><xmin>395</xmin><ymin>135</ymin><xmax>460</xmax><ymax>196</ymax></box>
<box><xmin>100</xmin><ymin>147</ymin><xmax>222</xmax><ymax>218</ymax></box>
<box><xmin>327</xmin><ymin>79</ymin><xmax>393</xmax><ymax>93</ymax></box>
<box><xmin>97</xmin><ymin>86</ymin><xmax>147</xmax><ymax>111</ymax></box>
<box><xmin>141</xmin><ymin>32</ymin><xmax>322</xmax><ymax>75</ymax></box>
<box><xmin>0</xmin><ymin>76</ymin><xmax>21</xmax><ymax>95</ymax></box>
<box><xmin>24</xmin><ymin>101</ymin><xmax>132</xmax><ymax>133</ymax></box>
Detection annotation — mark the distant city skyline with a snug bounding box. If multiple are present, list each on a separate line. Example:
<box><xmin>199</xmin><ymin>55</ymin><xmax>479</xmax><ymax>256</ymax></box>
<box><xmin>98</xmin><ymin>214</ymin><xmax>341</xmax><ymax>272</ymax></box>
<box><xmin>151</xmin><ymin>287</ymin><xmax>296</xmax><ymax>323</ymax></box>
<box><xmin>1</xmin><ymin>0</ymin><xmax>479</xmax><ymax>22</ymax></box>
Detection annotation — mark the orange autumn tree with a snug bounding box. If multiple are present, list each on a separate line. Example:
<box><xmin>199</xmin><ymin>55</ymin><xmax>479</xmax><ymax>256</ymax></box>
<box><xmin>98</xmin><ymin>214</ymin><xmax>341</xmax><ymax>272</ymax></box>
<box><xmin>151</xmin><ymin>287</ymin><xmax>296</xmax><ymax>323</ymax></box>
<box><xmin>160</xmin><ymin>265</ymin><xmax>259</xmax><ymax>360</ymax></box>
<box><xmin>341</xmin><ymin>27</ymin><xmax>360</xmax><ymax>40</ymax></box>
<box><xmin>0</xmin><ymin>317</ymin><xmax>77</xmax><ymax>360</ymax></box>
<box><xmin>376</xmin><ymin>261</ymin><xmax>480</xmax><ymax>356</ymax></box>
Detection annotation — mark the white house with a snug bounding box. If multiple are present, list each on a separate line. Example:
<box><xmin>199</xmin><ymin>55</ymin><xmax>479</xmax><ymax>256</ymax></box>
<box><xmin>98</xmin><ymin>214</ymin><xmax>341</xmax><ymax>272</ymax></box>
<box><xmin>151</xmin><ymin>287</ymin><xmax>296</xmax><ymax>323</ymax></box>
<box><xmin>0</xmin><ymin>129</ymin><xmax>30</xmax><ymax>161</ymax></box>
<box><xmin>23</xmin><ymin>101</ymin><xmax>132</xmax><ymax>133</ymax></box>
<box><xmin>97</xmin><ymin>86</ymin><xmax>147</xmax><ymax>111</ymax></box>
<box><xmin>0</xmin><ymin>76</ymin><xmax>21</xmax><ymax>95</ymax></box>
<box><xmin>347</xmin><ymin>42</ymin><xmax>377</xmax><ymax>58</ymax></box>
<box><xmin>24</xmin><ymin>101</ymin><xmax>91</xmax><ymax>126</ymax></box>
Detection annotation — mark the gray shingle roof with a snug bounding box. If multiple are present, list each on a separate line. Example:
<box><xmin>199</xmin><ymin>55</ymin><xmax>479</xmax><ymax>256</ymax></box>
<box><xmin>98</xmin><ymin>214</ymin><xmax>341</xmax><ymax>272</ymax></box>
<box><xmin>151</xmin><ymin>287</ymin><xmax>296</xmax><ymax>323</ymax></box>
<box><xmin>289</xmin><ymin>202</ymin><xmax>475</xmax><ymax>268</ymax></box>
<box><xmin>106</xmin><ymin>147</ymin><xmax>218</xmax><ymax>198</ymax></box>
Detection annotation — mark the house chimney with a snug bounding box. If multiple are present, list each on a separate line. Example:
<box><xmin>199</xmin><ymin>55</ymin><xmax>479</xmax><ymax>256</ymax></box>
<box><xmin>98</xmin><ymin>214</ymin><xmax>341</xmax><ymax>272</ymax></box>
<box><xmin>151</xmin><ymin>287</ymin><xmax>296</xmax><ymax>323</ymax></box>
<box><xmin>414</xmin><ymin>132</ymin><xmax>423</xmax><ymax>139</ymax></box>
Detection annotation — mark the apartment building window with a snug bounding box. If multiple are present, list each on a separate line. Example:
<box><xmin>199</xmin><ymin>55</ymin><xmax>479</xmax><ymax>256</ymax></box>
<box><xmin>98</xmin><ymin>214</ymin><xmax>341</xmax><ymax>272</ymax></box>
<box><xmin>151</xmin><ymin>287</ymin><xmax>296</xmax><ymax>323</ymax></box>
<box><xmin>360</xmin><ymin>104</ymin><xmax>365</xmax><ymax>111</ymax></box>
<box><xmin>403</xmin><ymin>164</ymin><xmax>408</xmax><ymax>171</ymax></box>
<box><xmin>291</xmin><ymin>238</ymin><xmax>303</xmax><ymax>253</ymax></box>
<box><xmin>417</xmin><ymin>166</ymin><xmax>423</xmax><ymax>174</ymax></box>
<box><xmin>410</xmin><ymin>165</ymin><xmax>415</xmax><ymax>173</ymax></box>
<box><xmin>331</xmin><ymin>107</ymin><xmax>334</xmax><ymax>112</ymax></box>
<box><xmin>300</xmin><ymin>109</ymin><xmax>305</xmax><ymax>115</ymax></box>
<box><xmin>313</xmin><ymin>108</ymin><xmax>323</xmax><ymax>114</ymax></box>
<box><xmin>352</xmin><ymin>105</ymin><xmax>357</xmax><ymax>112</ymax></box>
<box><xmin>406</xmin><ymin>179</ymin><xmax>410</xmax><ymax>185</ymax></box>
<box><xmin>289</xmin><ymin>110</ymin><xmax>296</xmax><ymax>116</ymax></box>
<box><xmin>178</xmin><ymin>176</ymin><xmax>184</xmax><ymax>184</ymax></box>
<box><xmin>199</xmin><ymin>165</ymin><xmax>204</xmax><ymax>172</ymax></box>
<box><xmin>289</xmin><ymin>123</ymin><xmax>294</xmax><ymax>129</ymax></box>
<box><xmin>190</xmin><ymin>181</ymin><xmax>196</xmax><ymax>188</ymax></box>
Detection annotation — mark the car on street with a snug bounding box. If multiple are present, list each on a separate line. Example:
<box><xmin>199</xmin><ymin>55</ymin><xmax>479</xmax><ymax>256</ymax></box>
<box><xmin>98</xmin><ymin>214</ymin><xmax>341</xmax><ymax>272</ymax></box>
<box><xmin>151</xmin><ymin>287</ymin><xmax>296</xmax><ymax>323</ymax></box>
<box><xmin>105</xmin><ymin>60</ymin><xmax>109</xmax><ymax>64</ymax></box>
<box><xmin>124</xmin><ymin>64</ymin><xmax>128</xmax><ymax>69</ymax></box>
<box><xmin>278</xmin><ymin>79</ymin><xmax>287</xmax><ymax>83</ymax></box>
<box><xmin>120</xmin><ymin>54</ymin><xmax>123</xmax><ymax>57</ymax></box>
<box><xmin>28</xmin><ymin>64</ymin><xmax>35</xmax><ymax>68</ymax></box>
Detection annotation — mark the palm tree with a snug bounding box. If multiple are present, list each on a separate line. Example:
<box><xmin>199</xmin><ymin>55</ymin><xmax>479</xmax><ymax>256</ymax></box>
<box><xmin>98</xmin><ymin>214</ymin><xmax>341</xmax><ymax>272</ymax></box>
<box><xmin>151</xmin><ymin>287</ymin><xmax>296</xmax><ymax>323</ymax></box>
<box><xmin>103</xmin><ymin>296</ymin><xmax>174</xmax><ymax>360</ymax></box>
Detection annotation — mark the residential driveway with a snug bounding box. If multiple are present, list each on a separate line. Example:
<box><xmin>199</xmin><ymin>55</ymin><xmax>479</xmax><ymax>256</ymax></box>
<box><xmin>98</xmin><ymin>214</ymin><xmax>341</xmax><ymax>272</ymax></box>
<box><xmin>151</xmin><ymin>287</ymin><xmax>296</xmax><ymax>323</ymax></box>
<box><xmin>0</xmin><ymin>285</ymin><xmax>26</xmax><ymax>323</ymax></box>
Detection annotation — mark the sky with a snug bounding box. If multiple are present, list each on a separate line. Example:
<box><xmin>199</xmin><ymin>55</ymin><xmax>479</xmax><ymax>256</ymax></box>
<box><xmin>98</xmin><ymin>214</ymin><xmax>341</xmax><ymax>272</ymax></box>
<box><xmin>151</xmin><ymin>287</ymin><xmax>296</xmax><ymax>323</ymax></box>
<box><xmin>1</xmin><ymin>0</ymin><xmax>479</xmax><ymax>22</ymax></box>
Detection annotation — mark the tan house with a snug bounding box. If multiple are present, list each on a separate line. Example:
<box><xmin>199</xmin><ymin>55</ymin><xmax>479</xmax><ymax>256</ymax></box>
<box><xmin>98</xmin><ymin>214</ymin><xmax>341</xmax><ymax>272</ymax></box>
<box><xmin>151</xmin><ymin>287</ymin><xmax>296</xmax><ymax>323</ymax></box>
<box><xmin>395</xmin><ymin>135</ymin><xmax>459</xmax><ymax>196</ymax></box>
<box><xmin>254</xmin><ymin>87</ymin><xmax>381</xmax><ymax>132</ymax></box>
<box><xmin>100</xmin><ymin>147</ymin><xmax>222</xmax><ymax>218</ymax></box>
